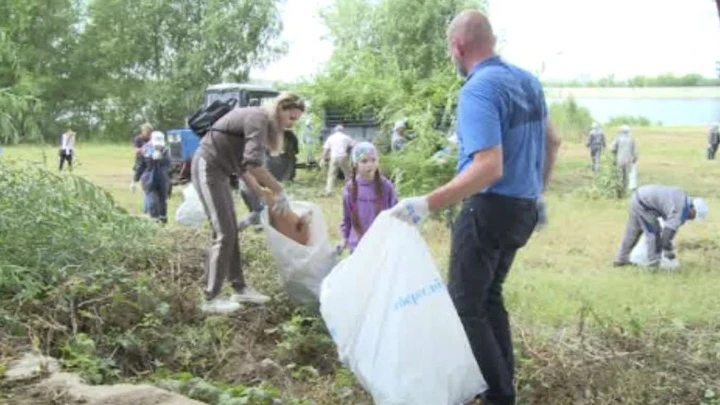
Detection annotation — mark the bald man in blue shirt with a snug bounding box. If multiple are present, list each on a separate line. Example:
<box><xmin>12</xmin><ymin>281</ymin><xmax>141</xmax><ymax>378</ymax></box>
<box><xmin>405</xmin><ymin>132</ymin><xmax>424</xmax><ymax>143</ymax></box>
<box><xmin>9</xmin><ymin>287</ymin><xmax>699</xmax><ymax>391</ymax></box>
<box><xmin>389</xmin><ymin>10</ymin><xmax>561</xmax><ymax>405</ymax></box>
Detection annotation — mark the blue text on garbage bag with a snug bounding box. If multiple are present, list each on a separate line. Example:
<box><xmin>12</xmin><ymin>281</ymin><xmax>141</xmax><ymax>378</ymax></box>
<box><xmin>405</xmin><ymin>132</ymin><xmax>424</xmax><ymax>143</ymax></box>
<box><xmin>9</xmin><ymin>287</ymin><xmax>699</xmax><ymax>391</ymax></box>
<box><xmin>393</xmin><ymin>278</ymin><xmax>445</xmax><ymax>311</ymax></box>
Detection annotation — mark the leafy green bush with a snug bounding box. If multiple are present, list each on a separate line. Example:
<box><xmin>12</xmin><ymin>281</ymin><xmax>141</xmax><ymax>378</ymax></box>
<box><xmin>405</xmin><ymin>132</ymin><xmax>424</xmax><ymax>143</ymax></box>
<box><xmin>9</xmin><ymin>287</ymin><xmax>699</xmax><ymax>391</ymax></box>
<box><xmin>0</xmin><ymin>161</ymin><xmax>356</xmax><ymax>403</ymax></box>
<box><xmin>154</xmin><ymin>375</ymin><xmax>284</xmax><ymax>405</ymax></box>
<box><xmin>549</xmin><ymin>96</ymin><xmax>594</xmax><ymax>143</ymax></box>
<box><xmin>60</xmin><ymin>333</ymin><xmax>119</xmax><ymax>384</ymax></box>
<box><xmin>0</xmin><ymin>162</ymin><xmax>158</xmax><ymax>273</ymax></box>
<box><xmin>606</xmin><ymin>115</ymin><xmax>654</xmax><ymax>127</ymax></box>
<box><xmin>381</xmin><ymin>150</ymin><xmax>456</xmax><ymax>197</ymax></box>
<box><xmin>270</xmin><ymin>311</ymin><xmax>335</xmax><ymax>371</ymax></box>
<box><xmin>0</xmin><ymin>161</ymin><xmax>231</xmax><ymax>382</ymax></box>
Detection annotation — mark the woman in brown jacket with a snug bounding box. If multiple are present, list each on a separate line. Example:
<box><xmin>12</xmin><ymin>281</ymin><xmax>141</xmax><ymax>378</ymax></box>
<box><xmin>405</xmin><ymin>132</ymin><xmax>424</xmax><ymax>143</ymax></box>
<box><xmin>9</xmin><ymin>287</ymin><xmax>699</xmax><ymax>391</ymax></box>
<box><xmin>191</xmin><ymin>92</ymin><xmax>305</xmax><ymax>313</ymax></box>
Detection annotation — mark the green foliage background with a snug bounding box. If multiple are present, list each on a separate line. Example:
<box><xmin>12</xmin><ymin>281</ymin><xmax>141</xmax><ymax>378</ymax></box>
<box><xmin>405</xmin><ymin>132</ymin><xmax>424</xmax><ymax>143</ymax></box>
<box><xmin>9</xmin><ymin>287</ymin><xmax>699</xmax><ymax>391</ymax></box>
<box><xmin>0</xmin><ymin>0</ymin><xmax>285</xmax><ymax>143</ymax></box>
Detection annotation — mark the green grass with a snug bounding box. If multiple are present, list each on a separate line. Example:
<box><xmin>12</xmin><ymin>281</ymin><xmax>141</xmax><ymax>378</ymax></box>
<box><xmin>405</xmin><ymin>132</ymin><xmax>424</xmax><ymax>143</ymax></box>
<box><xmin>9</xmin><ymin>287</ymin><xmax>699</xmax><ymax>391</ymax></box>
<box><xmin>4</xmin><ymin>127</ymin><xmax>719</xmax><ymax>329</ymax></box>
<box><xmin>3</xmin><ymin>125</ymin><xmax>719</xmax><ymax>404</ymax></box>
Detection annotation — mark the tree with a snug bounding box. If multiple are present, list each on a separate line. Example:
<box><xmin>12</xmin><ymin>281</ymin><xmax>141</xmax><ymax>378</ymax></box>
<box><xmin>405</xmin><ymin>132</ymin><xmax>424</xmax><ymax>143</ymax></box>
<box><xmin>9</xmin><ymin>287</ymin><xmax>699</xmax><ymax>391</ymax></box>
<box><xmin>302</xmin><ymin>0</ymin><xmax>483</xmax><ymax>144</ymax></box>
<box><xmin>0</xmin><ymin>0</ymin><xmax>286</xmax><ymax>143</ymax></box>
<box><xmin>72</xmin><ymin>0</ymin><xmax>286</xmax><ymax>140</ymax></box>
<box><xmin>0</xmin><ymin>0</ymin><xmax>81</xmax><ymax>142</ymax></box>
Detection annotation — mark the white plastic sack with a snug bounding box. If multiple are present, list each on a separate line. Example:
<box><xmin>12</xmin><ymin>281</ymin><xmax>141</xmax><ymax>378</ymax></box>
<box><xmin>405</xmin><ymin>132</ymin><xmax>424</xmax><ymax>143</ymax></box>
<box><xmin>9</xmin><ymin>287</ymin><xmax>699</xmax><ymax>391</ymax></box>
<box><xmin>628</xmin><ymin>163</ymin><xmax>638</xmax><ymax>190</ymax></box>
<box><xmin>320</xmin><ymin>212</ymin><xmax>486</xmax><ymax>405</ymax></box>
<box><xmin>629</xmin><ymin>218</ymin><xmax>680</xmax><ymax>270</ymax></box>
<box><xmin>260</xmin><ymin>201</ymin><xmax>337</xmax><ymax>306</ymax></box>
<box><xmin>175</xmin><ymin>185</ymin><xmax>207</xmax><ymax>229</ymax></box>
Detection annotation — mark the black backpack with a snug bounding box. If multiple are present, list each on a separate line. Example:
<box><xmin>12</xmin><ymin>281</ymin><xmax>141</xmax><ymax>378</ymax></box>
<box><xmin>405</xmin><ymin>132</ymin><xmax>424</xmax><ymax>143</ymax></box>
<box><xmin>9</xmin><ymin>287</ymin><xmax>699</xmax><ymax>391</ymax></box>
<box><xmin>187</xmin><ymin>98</ymin><xmax>239</xmax><ymax>137</ymax></box>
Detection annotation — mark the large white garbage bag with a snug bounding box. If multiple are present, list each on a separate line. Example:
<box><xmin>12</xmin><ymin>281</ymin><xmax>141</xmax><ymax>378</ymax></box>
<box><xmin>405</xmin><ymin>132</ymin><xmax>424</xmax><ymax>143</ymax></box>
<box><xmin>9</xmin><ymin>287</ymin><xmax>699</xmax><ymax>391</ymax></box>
<box><xmin>319</xmin><ymin>212</ymin><xmax>486</xmax><ymax>405</ymax></box>
<box><xmin>175</xmin><ymin>185</ymin><xmax>207</xmax><ymax>229</ymax></box>
<box><xmin>629</xmin><ymin>218</ymin><xmax>680</xmax><ymax>269</ymax></box>
<box><xmin>260</xmin><ymin>201</ymin><xmax>337</xmax><ymax>306</ymax></box>
<box><xmin>628</xmin><ymin>163</ymin><xmax>638</xmax><ymax>190</ymax></box>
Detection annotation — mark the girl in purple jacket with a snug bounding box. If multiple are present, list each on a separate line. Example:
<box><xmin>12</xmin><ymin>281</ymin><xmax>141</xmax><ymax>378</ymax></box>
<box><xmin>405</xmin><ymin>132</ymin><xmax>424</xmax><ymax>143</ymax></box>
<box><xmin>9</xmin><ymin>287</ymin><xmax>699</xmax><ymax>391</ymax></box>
<box><xmin>338</xmin><ymin>142</ymin><xmax>399</xmax><ymax>253</ymax></box>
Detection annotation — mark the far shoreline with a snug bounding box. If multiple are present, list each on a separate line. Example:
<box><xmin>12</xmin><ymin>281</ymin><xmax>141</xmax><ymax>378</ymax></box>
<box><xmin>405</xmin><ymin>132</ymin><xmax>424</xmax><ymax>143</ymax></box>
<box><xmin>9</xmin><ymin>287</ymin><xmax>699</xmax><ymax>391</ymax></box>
<box><xmin>544</xmin><ymin>86</ymin><xmax>719</xmax><ymax>99</ymax></box>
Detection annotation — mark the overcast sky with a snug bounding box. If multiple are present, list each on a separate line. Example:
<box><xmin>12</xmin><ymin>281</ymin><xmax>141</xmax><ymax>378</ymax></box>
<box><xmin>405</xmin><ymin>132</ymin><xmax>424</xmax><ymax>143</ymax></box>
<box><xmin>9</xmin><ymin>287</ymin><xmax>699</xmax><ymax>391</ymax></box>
<box><xmin>250</xmin><ymin>0</ymin><xmax>720</xmax><ymax>82</ymax></box>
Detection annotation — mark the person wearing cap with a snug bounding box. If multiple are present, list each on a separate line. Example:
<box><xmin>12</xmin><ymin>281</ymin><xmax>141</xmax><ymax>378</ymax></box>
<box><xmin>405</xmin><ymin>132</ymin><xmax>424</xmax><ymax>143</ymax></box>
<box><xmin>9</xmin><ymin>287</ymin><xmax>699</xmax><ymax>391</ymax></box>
<box><xmin>136</xmin><ymin>131</ymin><xmax>172</xmax><ymax>224</ymax></box>
<box><xmin>610</xmin><ymin>124</ymin><xmax>638</xmax><ymax>194</ymax></box>
<box><xmin>321</xmin><ymin>124</ymin><xmax>354</xmax><ymax>196</ymax></box>
<box><xmin>586</xmin><ymin>122</ymin><xmax>606</xmax><ymax>172</ymax></box>
<box><xmin>59</xmin><ymin>129</ymin><xmax>76</xmax><ymax>172</ymax></box>
<box><xmin>613</xmin><ymin>184</ymin><xmax>708</xmax><ymax>268</ymax></box>
<box><xmin>391</xmin><ymin>119</ymin><xmax>407</xmax><ymax>152</ymax></box>
<box><xmin>707</xmin><ymin>122</ymin><xmax>719</xmax><ymax>160</ymax></box>
<box><xmin>338</xmin><ymin>141</ymin><xmax>398</xmax><ymax>254</ymax></box>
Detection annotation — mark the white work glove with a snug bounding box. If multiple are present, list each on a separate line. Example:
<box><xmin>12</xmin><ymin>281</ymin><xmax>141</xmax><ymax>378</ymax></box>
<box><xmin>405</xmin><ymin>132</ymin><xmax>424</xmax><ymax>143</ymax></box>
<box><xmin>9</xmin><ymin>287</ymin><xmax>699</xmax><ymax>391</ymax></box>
<box><xmin>152</xmin><ymin>150</ymin><xmax>162</xmax><ymax>160</ymax></box>
<box><xmin>129</xmin><ymin>181</ymin><xmax>138</xmax><ymax>193</ymax></box>
<box><xmin>389</xmin><ymin>196</ymin><xmax>430</xmax><ymax>225</ymax></box>
<box><xmin>273</xmin><ymin>190</ymin><xmax>290</xmax><ymax>214</ymax></box>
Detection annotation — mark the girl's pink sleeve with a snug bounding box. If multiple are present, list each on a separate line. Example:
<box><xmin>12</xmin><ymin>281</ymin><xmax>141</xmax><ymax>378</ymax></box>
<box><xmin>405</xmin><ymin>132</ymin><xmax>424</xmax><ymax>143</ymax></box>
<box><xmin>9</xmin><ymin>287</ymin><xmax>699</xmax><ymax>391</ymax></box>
<box><xmin>340</xmin><ymin>186</ymin><xmax>352</xmax><ymax>241</ymax></box>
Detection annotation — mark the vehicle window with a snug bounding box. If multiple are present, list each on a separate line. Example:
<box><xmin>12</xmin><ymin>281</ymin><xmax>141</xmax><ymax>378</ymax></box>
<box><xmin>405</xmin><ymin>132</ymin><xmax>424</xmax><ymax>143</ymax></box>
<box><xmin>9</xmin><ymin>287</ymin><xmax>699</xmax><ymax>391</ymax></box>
<box><xmin>247</xmin><ymin>91</ymin><xmax>278</xmax><ymax>107</ymax></box>
<box><xmin>205</xmin><ymin>91</ymin><xmax>241</xmax><ymax>106</ymax></box>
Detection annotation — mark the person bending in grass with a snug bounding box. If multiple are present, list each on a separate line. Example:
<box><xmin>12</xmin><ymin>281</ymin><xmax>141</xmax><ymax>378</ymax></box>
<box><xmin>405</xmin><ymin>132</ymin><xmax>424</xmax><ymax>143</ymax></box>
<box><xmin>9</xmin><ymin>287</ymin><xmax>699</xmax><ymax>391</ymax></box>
<box><xmin>613</xmin><ymin>184</ymin><xmax>708</xmax><ymax>267</ymax></box>
<box><xmin>337</xmin><ymin>142</ymin><xmax>398</xmax><ymax>254</ymax></box>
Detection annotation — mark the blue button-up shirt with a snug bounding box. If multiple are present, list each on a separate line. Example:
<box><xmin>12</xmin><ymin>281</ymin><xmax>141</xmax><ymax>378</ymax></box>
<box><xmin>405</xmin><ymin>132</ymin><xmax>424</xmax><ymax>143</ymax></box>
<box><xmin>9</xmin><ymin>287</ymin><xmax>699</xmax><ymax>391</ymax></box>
<box><xmin>455</xmin><ymin>56</ymin><xmax>548</xmax><ymax>199</ymax></box>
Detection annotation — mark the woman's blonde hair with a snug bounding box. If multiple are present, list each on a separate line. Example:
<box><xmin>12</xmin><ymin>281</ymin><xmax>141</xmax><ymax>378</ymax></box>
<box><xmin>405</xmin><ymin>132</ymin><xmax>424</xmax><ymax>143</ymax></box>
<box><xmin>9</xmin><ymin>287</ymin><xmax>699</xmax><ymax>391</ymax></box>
<box><xmin>265</xmin><ymin>91</ymin><xmax>305</xmax><ymax>153</ymax></box>
<box><xmin>140</xmin><ymin>123</ymin><xmax>153</xmax><ymax>134</ymax></box>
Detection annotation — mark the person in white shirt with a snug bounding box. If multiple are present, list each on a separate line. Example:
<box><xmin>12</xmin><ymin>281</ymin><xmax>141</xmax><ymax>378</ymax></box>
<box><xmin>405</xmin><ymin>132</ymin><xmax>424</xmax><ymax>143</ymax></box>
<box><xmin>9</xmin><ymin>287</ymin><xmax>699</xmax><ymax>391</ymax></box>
<box><xmin>391</xmin><ymin>119</ymin><xmax>407</xmax><ymax>151</ymax></box>
<box><xmin>59</xmin><ymin>129</ymin><xmax>76</xmax><ymax>172</ymax></box>
<box><xmin>322</xmin><ymin>125</ymin><xmax>355</xmax><ymax>195</ymax></box>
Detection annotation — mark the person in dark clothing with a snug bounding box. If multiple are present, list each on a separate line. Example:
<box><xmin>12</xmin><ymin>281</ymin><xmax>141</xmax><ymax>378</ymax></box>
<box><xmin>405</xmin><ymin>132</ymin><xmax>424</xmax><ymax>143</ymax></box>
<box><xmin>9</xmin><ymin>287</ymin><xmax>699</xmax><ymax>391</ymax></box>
<box><xmin>130</xmin><ymin>123</ymin><xmax>153</xmax><ymax>193</ymax></box>
<box><xmin>284</xmin><ymin>129</ymin><xmax>299</xmax><ymax>181</ymax></box>
<box><xmin>586</xmin><ymin>122</ymin><xmax>606</xmax><ymax>172</ymax></box>
<box><xmin>708</xmin><ymin>123</ymin><xmax>719</xmax><ymax>160</ymax></box>
<box><xmin>135</xmin><ymin>131</ymin><xmax>172</xmax><ymax>223</ymax></box>
<box><xmin>389</xmin><ymin>10</ymin><xmax>561</xmax><ymax>405</ymax></box>
<box><xmin>265</xmin><ymin>129</ymin><xmax>299</xmax><ymax>183</ymax></box>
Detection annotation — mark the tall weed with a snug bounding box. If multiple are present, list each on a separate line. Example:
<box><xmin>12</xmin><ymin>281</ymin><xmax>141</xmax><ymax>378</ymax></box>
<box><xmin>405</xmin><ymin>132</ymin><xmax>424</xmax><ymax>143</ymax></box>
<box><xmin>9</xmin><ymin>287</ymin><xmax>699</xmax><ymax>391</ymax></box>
<box><xmin>575</xmin><ymin>156</ymin><xmax>626</xmax><ymax>200</ymax></box>
<box><xmin>549</xmin><ymin>96</ymin><xmax>593</xmax><ymax>143</ymax></box>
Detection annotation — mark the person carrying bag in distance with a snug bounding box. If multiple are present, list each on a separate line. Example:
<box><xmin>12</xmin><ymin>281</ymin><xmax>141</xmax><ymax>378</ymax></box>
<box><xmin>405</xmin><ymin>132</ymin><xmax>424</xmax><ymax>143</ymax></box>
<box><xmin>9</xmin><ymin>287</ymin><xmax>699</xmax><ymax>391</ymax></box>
<box><xmin>388</xmin><ymin>10</ymin><xmax>561</xmax><ymax>405</ymax></box>
<box><xmin>191</xmin><ymin>91</ymin><xmax>306</xmax><ymax>314</ymax></box>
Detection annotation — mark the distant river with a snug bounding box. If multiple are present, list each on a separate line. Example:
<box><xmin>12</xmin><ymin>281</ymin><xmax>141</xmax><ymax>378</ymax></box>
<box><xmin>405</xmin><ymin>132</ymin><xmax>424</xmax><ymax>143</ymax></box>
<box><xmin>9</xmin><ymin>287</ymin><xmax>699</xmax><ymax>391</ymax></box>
<box><xmin>545</xmin><ymin>87</ymin><xmax>720</xmax><ymax>126</ymax></box>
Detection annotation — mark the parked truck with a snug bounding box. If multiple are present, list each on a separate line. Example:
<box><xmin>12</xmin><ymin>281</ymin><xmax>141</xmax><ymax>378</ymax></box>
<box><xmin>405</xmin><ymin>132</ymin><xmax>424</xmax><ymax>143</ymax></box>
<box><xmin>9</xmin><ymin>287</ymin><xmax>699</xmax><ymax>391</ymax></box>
<box><xmin>165</xmin><ymin>82</ymin><xmax>300</xmax><ymax>184</ymax></box>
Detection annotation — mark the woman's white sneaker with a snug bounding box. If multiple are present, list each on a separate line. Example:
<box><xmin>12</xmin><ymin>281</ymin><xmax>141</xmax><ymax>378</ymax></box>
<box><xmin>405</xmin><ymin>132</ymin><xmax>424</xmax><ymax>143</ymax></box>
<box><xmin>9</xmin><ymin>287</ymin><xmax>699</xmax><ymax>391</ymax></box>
<box><xmin>201</xmin><ymin>297</ymin><xmax>242</xmax><ymax>314</ymax></box>
<box><xmin>231</xmin><ymin>286</ymin><xmax>270</xmax><ymax>304</ymax></box>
